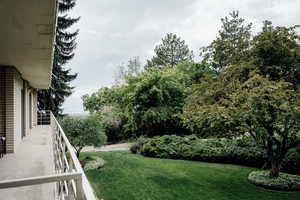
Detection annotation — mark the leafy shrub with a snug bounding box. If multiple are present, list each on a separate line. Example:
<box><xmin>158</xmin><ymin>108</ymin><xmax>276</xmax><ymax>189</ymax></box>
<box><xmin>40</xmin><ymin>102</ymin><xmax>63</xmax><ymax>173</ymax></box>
<box><xmin>84</xmin><ymin>156</ymin><xmax>106</xmax><ymax>171</ymax></box>
<box><xmin>132</xmin><ymin>135</ymin><xmax>300</xmax><ymax>175</ymax></box>
<box><xmin>282</xmin><ymin>146</ymin><xmax>300</xmax><ymax>175</ymax></box>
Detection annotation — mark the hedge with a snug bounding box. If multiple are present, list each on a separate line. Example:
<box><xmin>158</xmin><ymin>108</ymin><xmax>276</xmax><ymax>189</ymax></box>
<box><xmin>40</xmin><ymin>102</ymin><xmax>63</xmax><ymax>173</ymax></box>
<box><xmin>131</xmin><ymin>135</ymin><xmax>300</xmax><ymax>175</ymax></box>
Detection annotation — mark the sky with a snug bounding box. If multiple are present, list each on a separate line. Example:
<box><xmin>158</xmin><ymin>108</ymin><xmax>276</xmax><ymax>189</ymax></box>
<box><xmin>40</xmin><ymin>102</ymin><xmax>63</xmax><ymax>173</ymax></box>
<box><xmin>63</xmin><ymin>0</ymin><xmax>300</xmax><ymax>114</ymax></box>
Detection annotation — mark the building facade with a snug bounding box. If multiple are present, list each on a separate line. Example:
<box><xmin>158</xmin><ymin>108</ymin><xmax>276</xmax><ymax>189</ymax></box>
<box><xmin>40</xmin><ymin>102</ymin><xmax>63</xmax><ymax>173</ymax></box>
<box><xmin>0</xmin><ymin>0</ymin><xmax>57</xmax><ymax>155</ymax></box>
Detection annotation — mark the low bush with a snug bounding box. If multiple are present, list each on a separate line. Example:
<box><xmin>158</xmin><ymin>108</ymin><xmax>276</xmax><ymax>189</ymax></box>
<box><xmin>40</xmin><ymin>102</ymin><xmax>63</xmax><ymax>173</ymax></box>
<box><xmin>248</xmin><ymin>171</ymin><xmax>300</xmax><ymax>191</ymax></box>
<box><xmin>83</xmin><ymin>156</ymin><xmax>106</xmax><ymax>171</ymax></box>
<box><xmin>131</xmin><ymin>135</ymin><xmax>300</xmax><ymax>175</ymax></box>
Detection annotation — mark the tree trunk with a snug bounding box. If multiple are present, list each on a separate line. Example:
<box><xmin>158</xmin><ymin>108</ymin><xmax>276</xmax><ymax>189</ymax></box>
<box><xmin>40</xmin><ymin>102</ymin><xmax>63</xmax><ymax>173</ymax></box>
<box><xmin>76</xmin><ymin>146</ymin><xmax>83</xmax><ymax>158</ymax></box>
<box><xmin>76</xmin><ymin>150</ymin><xmax>80</xmax><ymax>158</ymax></box>
<box><xmin>269</xmin><ymin>159</ymin><xmax>281</xmax><ymax>178</ymax></box>
<box><xmin>263</xmin><ymin>140</ymin><xmax>272</xmax><ymax>170</ymax></box>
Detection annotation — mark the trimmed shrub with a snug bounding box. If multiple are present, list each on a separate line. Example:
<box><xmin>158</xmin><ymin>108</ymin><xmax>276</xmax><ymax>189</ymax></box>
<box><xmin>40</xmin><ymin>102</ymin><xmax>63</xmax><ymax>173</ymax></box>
<box><xmin>84</xmin><ymin>156</ymin><xmax>106</xmax><ymax>171</ymax></box>
<box><xmin>131</xmin><ymin>135</ymin><xmax>300</xmax><ymax>175</ymax></box>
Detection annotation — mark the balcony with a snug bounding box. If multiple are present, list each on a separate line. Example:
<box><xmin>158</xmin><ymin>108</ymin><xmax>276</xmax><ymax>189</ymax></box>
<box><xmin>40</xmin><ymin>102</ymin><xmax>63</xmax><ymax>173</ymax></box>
<box><xmin>0</xmin><ymin>111</ymin><xmax>98</xmax><ymax>200</ymax></box>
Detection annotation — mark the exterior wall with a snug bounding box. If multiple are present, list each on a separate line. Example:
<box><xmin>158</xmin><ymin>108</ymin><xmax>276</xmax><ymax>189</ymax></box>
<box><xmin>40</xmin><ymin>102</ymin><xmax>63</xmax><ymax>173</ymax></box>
<box><xmin>5</xmin><ymin>67</ymin><xmax>15</xmax><ymax>153</ymax></box>
<box><xmin>0</xmin><ymin>69</ymin><xmax>6</xmax><ymax>142</ymax></box>
<box><xmin>0</xmin><ymin>67</ymin><xmax>38</xmax><ymax>153</ymax></box>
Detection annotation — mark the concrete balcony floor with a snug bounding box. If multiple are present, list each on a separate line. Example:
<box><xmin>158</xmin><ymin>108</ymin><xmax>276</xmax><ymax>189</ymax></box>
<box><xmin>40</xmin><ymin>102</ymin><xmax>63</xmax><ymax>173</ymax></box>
<box><xmin>0</xmin><ymin>126</ymin><xmax>55</xmax><ymax>200</ymax></box>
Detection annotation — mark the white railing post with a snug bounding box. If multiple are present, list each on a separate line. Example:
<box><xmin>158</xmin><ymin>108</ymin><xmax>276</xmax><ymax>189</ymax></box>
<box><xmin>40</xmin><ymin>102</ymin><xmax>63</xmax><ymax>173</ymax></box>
<box><xmin>75</xmin><ymin>175</ymin><xmax>85</xmax><ymax>200</ymax></box>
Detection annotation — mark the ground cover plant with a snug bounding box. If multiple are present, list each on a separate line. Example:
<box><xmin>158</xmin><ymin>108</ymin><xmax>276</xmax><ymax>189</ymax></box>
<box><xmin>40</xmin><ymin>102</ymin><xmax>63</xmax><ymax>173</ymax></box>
<box><xmin>248</xmin><ymin>171</ymin><xmax>300</xmax><ymax>191</ymax></box>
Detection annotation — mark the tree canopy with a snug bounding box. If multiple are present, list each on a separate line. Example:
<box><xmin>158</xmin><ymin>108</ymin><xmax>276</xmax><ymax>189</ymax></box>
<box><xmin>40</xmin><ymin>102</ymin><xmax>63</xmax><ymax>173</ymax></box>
<box><xmin>83</xmin><ymin>62</ymin><xmax>215</xmax><ymax>139</ymax></box>
<box><xmin>60</xmin><ymin>116</ymin><xmax>107</xmax><ymax>157</ymax></box>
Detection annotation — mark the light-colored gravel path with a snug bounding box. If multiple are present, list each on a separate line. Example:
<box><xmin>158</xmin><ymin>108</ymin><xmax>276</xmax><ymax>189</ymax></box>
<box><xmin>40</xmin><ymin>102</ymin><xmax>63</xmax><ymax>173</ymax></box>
<box><xmin>82</xmin><ymin>143</ymin><xmax>132</xmax><ymax>152</ymax></box>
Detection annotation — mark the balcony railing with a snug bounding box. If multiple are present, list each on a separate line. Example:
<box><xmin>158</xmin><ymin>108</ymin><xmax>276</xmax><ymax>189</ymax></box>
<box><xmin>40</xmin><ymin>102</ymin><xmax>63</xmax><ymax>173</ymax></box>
<box><xmin>0</xmin><ymin>111</ymin><xmax>98</xmax><ymax>200</ymax></box>
<box><xmin>38</xmin><ymin>110</ymin><xmax>51</xmax><ymax>125</ymax></box>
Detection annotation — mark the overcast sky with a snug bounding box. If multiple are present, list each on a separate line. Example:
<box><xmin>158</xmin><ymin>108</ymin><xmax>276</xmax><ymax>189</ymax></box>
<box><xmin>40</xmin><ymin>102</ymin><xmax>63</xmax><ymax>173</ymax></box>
<box><xmin>63</xmin><ymin>0</ymin><xmax>300</xmax><ymax>114</ymax></box>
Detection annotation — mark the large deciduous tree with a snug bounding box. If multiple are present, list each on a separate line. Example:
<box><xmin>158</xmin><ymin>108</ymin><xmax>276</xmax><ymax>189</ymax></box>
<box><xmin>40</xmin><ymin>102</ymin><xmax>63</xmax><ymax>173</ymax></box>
<box><xmin>145</xmin><ymin>33</ymin><xmax>194</xmax><ymax>69</ymax></box>
<box><xmin>38</xmin><ymin>0</ymin><xmax>79</xmax><ymax>116</ymax></box>
<box><xmin>200</xmin><ymin>10</ymin><xmax>252</xmax><ymax>70</ymax></box>
<box><xmin>231</xmin><ymin>75</ymin><xmax>300</xmax><ymax>178</ymax></box>
<box><xmin>183</xmin><ymin>22</ymin><xmax>300</xmax><ymax>178</ymax></box>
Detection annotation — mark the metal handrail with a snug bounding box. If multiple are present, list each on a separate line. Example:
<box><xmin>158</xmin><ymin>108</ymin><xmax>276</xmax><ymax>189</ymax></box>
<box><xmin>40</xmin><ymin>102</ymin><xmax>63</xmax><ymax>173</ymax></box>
<box><xmin>0</xmin><ymin>172</ymin><xmax>82</xmax><ymax>189</ymax></box>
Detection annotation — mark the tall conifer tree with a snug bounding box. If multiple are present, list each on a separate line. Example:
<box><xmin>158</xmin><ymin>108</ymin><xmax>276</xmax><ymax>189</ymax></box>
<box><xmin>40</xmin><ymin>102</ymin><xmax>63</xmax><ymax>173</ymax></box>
<box><xmin>38</xmin><ymin>0</ymin><xmax>79</xmax><ymax>116</ymax></box>
<box><xmin>200</xmin><ymin>11</ymin><xmax>252</xmax><ymax>70</ymax></box>
<box><xmin>145</xmin><ymin>33</ymin><xmax>194</xmax><ymax>69</ymax></box>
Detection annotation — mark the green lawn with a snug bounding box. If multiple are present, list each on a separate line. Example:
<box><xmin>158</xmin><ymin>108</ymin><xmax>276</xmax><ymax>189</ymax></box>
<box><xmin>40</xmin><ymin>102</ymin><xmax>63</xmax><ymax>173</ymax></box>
<box><xmin>81</xmin><ymin>151</ymin><xmax>300</xmax><ymax>200</ymax></box>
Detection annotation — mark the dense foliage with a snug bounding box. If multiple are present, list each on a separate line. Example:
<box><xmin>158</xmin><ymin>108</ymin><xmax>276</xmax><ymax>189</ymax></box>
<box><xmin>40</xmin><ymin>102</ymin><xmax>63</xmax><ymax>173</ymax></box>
<box><xmin>131</xmin><ymin>135</ymin><xmax>300</xmax><ymax>175</ymax></box>
<box><xmin>60</xmin><ymin>116</ymin><xmax>107</xmax><ymax>157</ymax></box>
<box><xmin>38</xmin><ymin>0</ymin><xmax>78</xmax><ymax>116</ymax></box>
<box><xmin>82</xmin><ymin>62</ymin><xmax>215</xmax><ymax>141</ymax></box>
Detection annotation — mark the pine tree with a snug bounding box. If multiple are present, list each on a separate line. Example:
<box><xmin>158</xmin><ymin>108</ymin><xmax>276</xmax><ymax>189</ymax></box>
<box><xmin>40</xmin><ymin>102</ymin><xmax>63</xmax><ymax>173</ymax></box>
<box><xmin>200</xmin><ymin>11</ymin><xmax>252</xmax><ymax>70</ymax></box>
<box><xmin>145</xmin><ymin>33</ymin><xmax>194</xmax><ymax>69</ymax></box>
<box><xmin>38</xmin><ymin>0</ymin><xmax>79</xmax><ymax>116</ymax></box>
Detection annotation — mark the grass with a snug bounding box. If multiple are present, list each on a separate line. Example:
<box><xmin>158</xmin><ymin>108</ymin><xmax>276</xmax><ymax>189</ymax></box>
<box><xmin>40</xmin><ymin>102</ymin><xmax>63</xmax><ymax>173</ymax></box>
<box><xmin>81</xmin><ymin>151</ymin><xmax>300</xmax><ymax>200</ymax></box>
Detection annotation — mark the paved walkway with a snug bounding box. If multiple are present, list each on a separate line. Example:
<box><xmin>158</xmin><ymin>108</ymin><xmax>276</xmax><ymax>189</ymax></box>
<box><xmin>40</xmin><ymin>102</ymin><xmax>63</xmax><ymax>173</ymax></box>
<box><xmin>0</xmin><ymin>126</ymin><xmax>55</xmax><ymax>200</ymax></box>
<box><xmin>82</xmin><ymin>143</ymin><xmax>132</xmax><ymax>152</ymax></box>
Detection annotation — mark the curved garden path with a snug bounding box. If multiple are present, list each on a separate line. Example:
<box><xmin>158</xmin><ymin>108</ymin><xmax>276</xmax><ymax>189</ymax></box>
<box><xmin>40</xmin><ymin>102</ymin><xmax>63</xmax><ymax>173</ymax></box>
<box><xmin>82</xmin><ymin>143</ymin><xmax>132</xmax><ymax>152</ymax></box>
